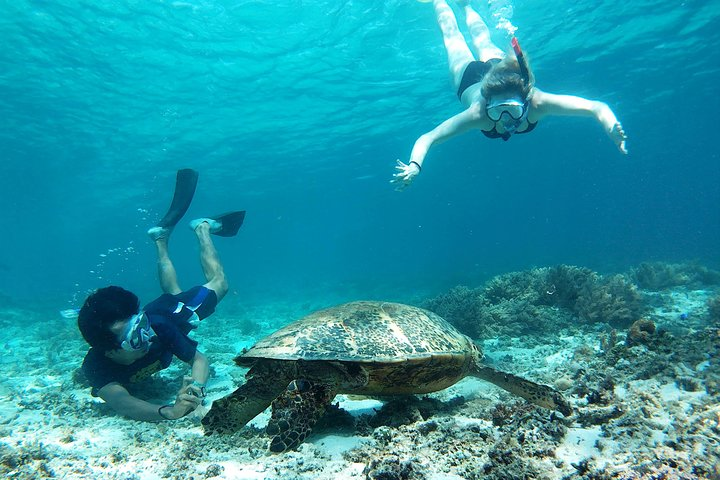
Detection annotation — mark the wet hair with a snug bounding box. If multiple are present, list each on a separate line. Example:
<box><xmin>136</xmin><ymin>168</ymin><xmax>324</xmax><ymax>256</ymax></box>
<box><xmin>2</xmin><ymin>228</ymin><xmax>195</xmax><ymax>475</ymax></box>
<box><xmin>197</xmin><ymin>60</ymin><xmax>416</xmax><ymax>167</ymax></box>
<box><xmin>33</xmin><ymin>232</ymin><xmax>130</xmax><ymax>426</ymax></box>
<box><xmin>77</xmin><ymin>286</ymin><xmax>139</xmax><ymax>350</ymax></box>
<box><xmin>481</xmin><ymin>52</ymin><xmax>535</xmax><ymax>101</ymax></box>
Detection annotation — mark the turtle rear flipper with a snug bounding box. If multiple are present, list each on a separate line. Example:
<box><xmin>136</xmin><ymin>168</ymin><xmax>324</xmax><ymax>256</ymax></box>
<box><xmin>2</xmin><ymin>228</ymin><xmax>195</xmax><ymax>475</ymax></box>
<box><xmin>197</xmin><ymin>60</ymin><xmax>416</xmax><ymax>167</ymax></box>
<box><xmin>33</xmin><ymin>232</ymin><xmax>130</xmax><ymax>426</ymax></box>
<box><xmin>202</xmin><ymin>375</ymin><xmax>287</xmax><ymax>435</ymax></box>
<box><xmin>474</xmin><ymin>365</ymin><xmax>572</xmax><ymax>416</ymax></box>
<box><xmin>266</xmin><ymin>379</ymin><xmax>337</xmax><ymax>453</ymax></box>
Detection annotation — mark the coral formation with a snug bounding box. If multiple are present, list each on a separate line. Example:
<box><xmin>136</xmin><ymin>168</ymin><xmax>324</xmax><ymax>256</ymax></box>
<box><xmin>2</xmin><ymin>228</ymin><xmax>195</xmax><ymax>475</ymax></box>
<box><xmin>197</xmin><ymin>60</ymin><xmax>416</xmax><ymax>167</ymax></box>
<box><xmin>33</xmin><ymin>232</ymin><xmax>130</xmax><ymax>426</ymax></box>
<box><xmin>541</xmin><ymin>265</ymin><xmax>597</xmax><ymax>311</ymax></box>
<box><xmin>424</xmin><ymin>265</ymin><xmax>646</xmax><ymax>337</ymax></box>
<box><xmin>630</xmin><ymin>261</ymin><xmax>720</xmax><ymax>290</ymax></box>
<box><xmin>363</xmin><ymin>455</ymin><xmax>425</xmax><ymax>480</ymax></box>
<box><xmin>708</xmin><ymin>294</ymin><xmax>720</xmax><ymax>324</ymax></box>
<box><xmin>575</xmin><ymin>274</ymin><xmax>644</xmax><ymax>328</ymax></box>
<box><xmin>625</xmin><ymin>318</ymin><xmax>656</xmax><ymax>347</ymax></box>
<box><xmin>3</xmin><ymin>262</ymin><xmax>719</xmax><ymax>479</ymax></box>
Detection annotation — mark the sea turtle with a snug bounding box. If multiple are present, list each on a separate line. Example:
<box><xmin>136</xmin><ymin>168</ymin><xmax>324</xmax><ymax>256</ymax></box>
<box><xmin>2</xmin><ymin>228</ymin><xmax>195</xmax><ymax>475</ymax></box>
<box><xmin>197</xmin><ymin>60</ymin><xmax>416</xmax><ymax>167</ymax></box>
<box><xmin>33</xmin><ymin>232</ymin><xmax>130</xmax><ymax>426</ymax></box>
<box><xmin>202</xmin><ymin>301</ymin><xmax>571</xmax><ymax>452</ymax></box>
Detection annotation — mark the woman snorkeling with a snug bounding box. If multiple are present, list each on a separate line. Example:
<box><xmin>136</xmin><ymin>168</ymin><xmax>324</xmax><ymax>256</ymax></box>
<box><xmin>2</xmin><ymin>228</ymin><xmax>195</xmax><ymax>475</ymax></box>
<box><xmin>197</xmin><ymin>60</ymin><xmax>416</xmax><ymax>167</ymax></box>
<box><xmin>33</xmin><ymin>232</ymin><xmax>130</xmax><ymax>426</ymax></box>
<box><xmin>393</xmin><ymin>0</ymin><xmax>628</xmax><ymax>189</ymax></box>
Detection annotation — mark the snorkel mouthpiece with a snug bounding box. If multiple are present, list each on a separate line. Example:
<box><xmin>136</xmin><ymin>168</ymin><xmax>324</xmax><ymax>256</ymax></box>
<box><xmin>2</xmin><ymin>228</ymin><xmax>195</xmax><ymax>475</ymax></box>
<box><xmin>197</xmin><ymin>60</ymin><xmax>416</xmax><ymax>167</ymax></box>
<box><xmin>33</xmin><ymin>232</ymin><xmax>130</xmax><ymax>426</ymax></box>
<box><xmin>511</xmin><ymin>37</ymin><xmax>530</xmax><ymax>85</ymax></box>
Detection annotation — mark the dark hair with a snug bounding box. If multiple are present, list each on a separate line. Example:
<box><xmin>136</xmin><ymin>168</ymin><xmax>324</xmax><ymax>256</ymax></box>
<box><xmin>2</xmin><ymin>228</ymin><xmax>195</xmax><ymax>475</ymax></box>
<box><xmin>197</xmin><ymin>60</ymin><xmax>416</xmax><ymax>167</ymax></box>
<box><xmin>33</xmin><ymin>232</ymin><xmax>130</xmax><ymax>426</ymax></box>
<box><xmin>77</xmin><ymin>286</ymin><xmax>139</xmax><ymax>350</ymax></box>
<box><xmin>481</xmin><ymin>53</ymin><xmax>535</xmax><ymax>101</ymax></box>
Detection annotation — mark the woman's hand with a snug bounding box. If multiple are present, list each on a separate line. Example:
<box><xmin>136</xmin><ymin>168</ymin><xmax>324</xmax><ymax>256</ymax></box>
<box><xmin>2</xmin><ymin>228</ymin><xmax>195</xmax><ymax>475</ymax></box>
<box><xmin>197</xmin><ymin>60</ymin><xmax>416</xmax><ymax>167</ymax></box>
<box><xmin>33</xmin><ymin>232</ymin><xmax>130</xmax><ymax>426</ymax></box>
<box><xmin>391</xmin><ymin>160</ymin><xmax>421</xmax><ymax>190</ymax></box>
<box><xmin>609</xmin><ymin>121</ymin><xmax>628</xmax><ymax>154</ymax></box>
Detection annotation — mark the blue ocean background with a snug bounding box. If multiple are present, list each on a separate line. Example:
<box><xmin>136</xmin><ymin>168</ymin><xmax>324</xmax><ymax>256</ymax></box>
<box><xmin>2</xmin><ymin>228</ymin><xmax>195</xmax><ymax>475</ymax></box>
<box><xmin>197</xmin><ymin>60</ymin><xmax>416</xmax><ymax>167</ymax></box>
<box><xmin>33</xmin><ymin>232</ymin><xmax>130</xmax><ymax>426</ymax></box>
<box><xmin>1</xmin><ymin>0</ymin><xmax>718</xmax><ymax>312</ymax></box>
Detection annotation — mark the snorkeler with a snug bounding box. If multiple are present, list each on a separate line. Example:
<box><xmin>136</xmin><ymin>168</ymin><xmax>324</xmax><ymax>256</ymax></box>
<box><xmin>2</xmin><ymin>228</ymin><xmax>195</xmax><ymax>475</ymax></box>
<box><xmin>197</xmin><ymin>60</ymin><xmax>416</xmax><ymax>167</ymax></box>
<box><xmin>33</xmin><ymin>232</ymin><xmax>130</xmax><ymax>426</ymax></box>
<box><xmin>78</xmin><ymin>169</ymin><xmax>246</xmax><ymax>422</ymax></box>
<box><xmin>393</xmin><ymin>0</ymin><xmax>628</xmax><ymax>189</ymax></box>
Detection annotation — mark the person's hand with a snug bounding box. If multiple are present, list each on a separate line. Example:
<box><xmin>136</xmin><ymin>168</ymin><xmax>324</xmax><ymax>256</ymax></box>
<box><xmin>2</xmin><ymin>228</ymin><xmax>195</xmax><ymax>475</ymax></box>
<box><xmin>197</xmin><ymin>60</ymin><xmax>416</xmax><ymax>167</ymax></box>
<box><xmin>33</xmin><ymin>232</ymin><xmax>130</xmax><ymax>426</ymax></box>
<box><xmin>391</xmin><ymin>159</ymin><xmax>421</xmax><ymax>191</ymax></box>
<box><xmin>609</xmin><ymin>121</ymin><xmax>628</xmax><ymax>154</ymax></box>
<box><xmin>168</xmin><ymin>376</ymin><xmax>202</xmax><ymax>419</ymax></box>
<box><xmin>187</xmin><ymin>382</ymin><xmax>206</xmax><ymax>400</ymax></box>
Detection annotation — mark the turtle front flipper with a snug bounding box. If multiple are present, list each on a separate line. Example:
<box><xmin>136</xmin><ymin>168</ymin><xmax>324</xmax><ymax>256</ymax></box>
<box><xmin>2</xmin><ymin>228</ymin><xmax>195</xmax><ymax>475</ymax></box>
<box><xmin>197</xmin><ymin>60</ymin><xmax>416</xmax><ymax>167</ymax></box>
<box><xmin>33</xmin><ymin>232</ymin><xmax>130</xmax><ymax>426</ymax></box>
<box><xmin>202</xmin><ymin>375</ymin><xmax>287</xmax><ymax>435</ymax></box>
<box><xmin>474</xmin><ymin>365</ymin><xmax>573</xmax><ymax>416</ymax></box>
<box><xmin>266</xmin><ymin>379</ymin><xmax>337</xmax><ymax>453</ymax></box>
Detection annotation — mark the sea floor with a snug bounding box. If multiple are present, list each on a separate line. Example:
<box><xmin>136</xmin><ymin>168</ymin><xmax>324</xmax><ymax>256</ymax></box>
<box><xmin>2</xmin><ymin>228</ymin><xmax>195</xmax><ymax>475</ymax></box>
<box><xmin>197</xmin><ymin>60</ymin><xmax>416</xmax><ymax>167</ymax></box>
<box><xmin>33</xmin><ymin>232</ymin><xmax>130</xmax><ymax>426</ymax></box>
<box><xmin>1</xmin><ymin>283</ymin><xmax>719</xmax><ymax>479</ymax></box>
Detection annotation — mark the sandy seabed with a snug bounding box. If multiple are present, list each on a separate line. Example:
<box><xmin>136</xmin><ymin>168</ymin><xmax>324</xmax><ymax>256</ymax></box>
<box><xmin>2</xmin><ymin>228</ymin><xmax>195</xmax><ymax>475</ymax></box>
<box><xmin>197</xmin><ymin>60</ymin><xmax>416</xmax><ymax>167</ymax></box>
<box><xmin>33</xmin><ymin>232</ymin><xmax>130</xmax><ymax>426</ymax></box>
<box><xmin>1</xmin><ymin>284</ymin><xmax>719</xmax><ymax>480</ymax></box>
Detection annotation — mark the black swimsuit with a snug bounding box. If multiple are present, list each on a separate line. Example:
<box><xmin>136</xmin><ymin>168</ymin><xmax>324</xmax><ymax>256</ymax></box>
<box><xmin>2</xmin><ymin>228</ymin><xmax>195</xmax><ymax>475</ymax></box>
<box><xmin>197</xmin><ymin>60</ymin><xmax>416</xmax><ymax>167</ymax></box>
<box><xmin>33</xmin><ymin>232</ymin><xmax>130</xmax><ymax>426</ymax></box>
<box><xmin>456</xmin><ymin>59</ymin><xmax>538</xmax><ymax>141</ymax></box>
<box><xmin>457</xmin><ymin>59</ymin><xmax>501</xmax><ymax>99</ymax></box>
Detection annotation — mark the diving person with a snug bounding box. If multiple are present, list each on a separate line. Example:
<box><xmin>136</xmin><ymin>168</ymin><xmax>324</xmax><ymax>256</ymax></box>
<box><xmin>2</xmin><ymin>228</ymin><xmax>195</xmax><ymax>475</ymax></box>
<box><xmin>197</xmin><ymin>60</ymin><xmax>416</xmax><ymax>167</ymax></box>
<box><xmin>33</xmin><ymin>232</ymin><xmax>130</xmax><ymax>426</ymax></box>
<box><xmin>78</xmin><ymin>169</ymin><xmax>246</xmax><ymax>422</ymax></box>
<box><xmin>393</xmin><ymin>0</ymin><xmax>628</xmax><ymax>189</ymax></box>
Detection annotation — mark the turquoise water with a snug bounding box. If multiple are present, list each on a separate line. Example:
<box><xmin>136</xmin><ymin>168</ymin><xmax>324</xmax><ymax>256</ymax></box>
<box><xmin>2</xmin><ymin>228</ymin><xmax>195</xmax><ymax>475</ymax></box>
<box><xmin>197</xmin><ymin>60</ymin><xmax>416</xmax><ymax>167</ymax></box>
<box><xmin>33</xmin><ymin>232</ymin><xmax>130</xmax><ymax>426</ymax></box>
<box><xmin>1</xmin><ymin>0</ymin><xmax>718</xmax><ymax>309</ymax></box>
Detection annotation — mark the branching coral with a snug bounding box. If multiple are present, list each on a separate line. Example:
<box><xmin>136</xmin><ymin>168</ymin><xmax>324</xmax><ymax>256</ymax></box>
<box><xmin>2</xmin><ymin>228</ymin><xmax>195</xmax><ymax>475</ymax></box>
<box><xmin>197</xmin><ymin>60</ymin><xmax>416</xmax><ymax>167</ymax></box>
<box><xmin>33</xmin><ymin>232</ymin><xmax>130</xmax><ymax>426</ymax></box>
<box><xmin>422</xmin><ymin>286</ymin><xmax>487</xmax><ymax>338</ymax></box>
<box><xmin>575</xmin><ymin>274</ymin><xmax>645</xmax><ymax>328</ymax></box>
<box><xmin>631</xmin><ymin>261</ymin><xmax>720</xmax><ymax>290</ymax></box>
<box><xmin>424</xmin><ymin>266</ymin><xmax>647</xmax><ymax>337</ymax></box>
<box><xmin>541</xmin><ymin>265</ymin><xmax>596</xmax><ymax>310</ymax></box>
<box><xmin>423</xmin><ymin>272</ymin><xmax>574</xmax><ymax>339</ymax></box>
<box><xmin>482</xmin><ymin>270</ymin><xmax>544</xmax><ymax>304</ymax></box>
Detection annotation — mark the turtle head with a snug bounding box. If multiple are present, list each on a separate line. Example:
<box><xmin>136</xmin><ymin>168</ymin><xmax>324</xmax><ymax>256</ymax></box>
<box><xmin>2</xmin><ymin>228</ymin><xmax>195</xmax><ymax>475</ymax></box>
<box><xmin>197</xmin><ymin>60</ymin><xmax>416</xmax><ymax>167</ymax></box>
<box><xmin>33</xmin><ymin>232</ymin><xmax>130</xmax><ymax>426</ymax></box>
<box><xmin>470</xmin><ymin>341</ymin><xmax>484</xmax><ymax>365</ymax></box>
<box><xmin>551</xmin><ymin>391</ymin><xmax>574</xmax><ymax>417</ymax></box>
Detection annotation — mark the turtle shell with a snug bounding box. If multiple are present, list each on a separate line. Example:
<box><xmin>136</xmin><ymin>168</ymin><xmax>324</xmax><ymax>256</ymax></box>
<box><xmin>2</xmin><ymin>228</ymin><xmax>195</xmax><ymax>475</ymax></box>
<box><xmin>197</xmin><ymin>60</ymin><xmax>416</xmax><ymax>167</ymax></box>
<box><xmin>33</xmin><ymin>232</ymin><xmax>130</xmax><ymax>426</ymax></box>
<box><xmin>241</xmin><ymin>301</ymin><xmax>477</xmax><ymax>363</ymax></box>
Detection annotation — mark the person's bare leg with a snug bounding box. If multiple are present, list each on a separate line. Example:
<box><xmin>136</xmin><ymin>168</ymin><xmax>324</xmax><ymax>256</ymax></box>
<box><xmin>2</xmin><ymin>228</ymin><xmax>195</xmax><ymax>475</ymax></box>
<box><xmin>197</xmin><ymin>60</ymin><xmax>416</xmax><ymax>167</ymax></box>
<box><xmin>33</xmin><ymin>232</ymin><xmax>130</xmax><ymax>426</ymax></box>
<box><xmin>463</xmin><ymin>3</ymin><xmax>504</xmax><ymax>61</ymax></box>
<box><xmin>433</xmin><ymin>0</ymin><xmax>475</xmax><ymax>91</ymax></box>
<box><xmin>154</xmin><ymin>237</ymin><xmax>182</xmax><ymax>295</ymax></box>
<box><xmin>194</xmin><ymin>222</ymin><xmax>229</xmax><ymax>302</ymax></box>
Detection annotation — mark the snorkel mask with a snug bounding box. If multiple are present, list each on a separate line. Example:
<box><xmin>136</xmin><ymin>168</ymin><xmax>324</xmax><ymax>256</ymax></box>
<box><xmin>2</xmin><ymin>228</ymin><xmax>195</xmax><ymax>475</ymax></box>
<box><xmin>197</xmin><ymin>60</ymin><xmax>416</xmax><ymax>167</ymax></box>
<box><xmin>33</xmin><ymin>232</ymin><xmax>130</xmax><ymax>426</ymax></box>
<box><xmin>119</xmin><ymin>312</ymin><xmax>156</xmax><ymax>351</ymax></box>
<box><xmin>485</xmin><ymin>37</ymin><xmax>532</xmax><ymax>135</ymax></box>
<box><xmin>486</xmin><ymin>97</ymin><xmax>528</xmax><ymax>133</ymax></box>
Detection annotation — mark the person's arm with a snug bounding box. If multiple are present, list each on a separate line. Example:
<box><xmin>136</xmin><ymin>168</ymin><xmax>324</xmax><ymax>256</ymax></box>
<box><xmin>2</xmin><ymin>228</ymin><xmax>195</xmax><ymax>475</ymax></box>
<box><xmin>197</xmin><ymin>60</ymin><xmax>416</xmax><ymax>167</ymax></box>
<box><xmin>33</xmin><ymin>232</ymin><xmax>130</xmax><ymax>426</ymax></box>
<box><xmin>532</xmin><ymin>89</ymin><xmax>628</xmax><ymax>154</ymax></box>
<box><xmin>188</xmin><ymin>350</ymin><xmax>209</xmax><ymax>397</ymax></box>
<box><xmin>98</xmin><ymin>381</ymin><xmax>201</xmax><ymax>421</ymax></box>
<box><xmin>393</xmin><ymin>106</ymin><xmax>480</xmax><ymax>188</ymax></box>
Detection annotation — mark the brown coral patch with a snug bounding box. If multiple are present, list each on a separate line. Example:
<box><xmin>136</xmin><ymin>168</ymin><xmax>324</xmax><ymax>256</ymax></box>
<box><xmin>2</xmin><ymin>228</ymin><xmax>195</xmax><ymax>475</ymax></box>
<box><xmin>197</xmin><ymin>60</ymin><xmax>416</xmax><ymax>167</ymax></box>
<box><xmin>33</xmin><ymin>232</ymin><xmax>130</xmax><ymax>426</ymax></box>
<box><xmin>625</xmin><ymin>318</ymin><xmax>656</xmax><ymax>346</ymax></box>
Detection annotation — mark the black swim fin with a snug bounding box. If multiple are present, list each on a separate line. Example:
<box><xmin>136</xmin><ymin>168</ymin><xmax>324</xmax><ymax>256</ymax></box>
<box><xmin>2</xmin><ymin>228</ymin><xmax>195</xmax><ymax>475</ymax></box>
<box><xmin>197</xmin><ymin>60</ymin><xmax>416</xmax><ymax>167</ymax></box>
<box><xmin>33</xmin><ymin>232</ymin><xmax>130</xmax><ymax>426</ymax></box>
<box><xmin>209</xmin><ymin>211</ymin><xmax>246</xmax><ymax>237</ymax></box>
<box><xmin>157</xmin><ymin>169</ymin><xmax>199</xmax><ymax>228</ymax></box>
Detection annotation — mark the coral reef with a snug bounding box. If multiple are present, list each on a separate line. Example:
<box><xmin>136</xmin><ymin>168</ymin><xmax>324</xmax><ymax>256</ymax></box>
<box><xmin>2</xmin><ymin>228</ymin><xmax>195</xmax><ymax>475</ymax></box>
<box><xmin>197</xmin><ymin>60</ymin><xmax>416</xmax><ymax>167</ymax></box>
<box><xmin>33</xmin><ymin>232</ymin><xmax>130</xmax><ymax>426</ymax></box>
<box><xmin>421</xmin><ymin>286</ymin><xmax>488</xmax><ymax>338</ymax></box>
<box><xmin>344</xmin><ymin>400</ymin><xmax>568</xmax><ymax>480</ymax></box>
<box><xmin>575</xmin><ymin>274</ymin><xmax>645</xmax><ymax>328</ymax></box>
<box><xmin>424</xmin><ymin>265</ymin><xmax>646</xmax><ymax>337</ymax></box>
<box><xmin>625</xmin><ymin>319</ymin><xmax>656</xmax><ymax>347</ymax></box>
<box><xmin>708</xmin><ymin>294</ymin><xmax>720</xmax><ymax>325</ymax></box>
<box><xmin>363</xmin><ymin>455</ymin><xmax>425</xmax><ymax>480</ymax></box>
<box><xmin>630</xmin><ymin>261</ymin><xmax>720</xmax><ymax>290</ymax></box>
<box><xmin>3</xmin><ymin>265</ymin><xmax>719</xmax><ymax>480</ymax></box>
<box><xmin>0</xmin><ymin>441</ymin><xmax>57</xmax><ymax>478</ymax></box>
<box><xmin>541</xmin><ymin>265</ymin><xmax>597</xmax><ymax>311</ymax></box>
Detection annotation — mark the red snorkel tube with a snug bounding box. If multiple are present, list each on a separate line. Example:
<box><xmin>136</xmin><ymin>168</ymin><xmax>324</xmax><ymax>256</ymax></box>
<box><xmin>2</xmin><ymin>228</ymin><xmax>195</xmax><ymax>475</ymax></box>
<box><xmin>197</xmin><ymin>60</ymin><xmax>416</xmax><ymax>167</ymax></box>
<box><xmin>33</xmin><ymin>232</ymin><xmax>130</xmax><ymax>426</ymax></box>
<box><xmin>511</xmin><ymin>36</ymin><xmax>530</xmax><ymax>85</ymax></box>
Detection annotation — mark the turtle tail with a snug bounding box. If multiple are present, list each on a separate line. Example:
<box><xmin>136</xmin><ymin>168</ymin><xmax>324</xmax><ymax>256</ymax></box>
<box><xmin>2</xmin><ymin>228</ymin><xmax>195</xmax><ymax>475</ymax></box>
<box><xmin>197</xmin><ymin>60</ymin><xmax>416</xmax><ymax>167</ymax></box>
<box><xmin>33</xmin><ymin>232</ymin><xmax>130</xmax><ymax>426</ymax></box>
<box><xmin>473</xmin><ymin>365</ymin><xmax>572</xmax><ymax>416</ymax></box>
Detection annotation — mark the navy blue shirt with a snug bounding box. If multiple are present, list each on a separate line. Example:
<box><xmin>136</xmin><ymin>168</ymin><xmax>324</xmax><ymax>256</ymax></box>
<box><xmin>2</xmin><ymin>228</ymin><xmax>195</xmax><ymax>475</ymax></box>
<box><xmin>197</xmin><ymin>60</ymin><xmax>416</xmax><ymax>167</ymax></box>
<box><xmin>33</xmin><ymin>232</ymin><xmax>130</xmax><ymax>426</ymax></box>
<box><xmin>81</xmin><ymin>286</ymin><xmax>217</xmax><ymax>396</ymax></box>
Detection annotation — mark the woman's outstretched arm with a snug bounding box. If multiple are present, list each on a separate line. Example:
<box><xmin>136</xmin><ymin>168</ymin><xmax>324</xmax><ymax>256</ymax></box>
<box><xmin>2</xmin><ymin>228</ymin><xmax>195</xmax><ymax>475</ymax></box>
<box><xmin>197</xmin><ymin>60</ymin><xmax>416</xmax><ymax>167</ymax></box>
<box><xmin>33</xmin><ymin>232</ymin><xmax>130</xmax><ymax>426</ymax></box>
<box><xmin>393</xmin><ymin>106</ymin><xmax>480</xmax><ymax>189</ymax></box>
<box><xmin>532</xmin><ymin>89</ymin><xmax>628</xmax><ymax>154</ymax></box>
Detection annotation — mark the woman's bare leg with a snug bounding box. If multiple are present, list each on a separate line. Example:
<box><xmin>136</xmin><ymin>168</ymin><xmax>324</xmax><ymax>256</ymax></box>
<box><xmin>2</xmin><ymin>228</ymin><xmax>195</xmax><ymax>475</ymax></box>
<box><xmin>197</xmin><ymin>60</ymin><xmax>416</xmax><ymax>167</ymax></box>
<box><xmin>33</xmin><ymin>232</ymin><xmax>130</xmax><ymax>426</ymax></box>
<box><xmin>462</xmin><ymin>4</ymin><xmax>504</xmax><ymax>61</ymax></box>
<box><xmin>433</xmin><ymin>0</ymin><xmax>475</xmax><ymax>91</ymax></box>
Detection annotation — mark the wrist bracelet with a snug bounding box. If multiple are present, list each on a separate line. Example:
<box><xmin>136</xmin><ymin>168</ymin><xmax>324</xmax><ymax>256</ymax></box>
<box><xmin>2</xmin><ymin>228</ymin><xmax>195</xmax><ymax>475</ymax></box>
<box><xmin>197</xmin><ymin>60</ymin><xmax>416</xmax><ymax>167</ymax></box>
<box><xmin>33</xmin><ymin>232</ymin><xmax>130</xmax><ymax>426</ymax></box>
<box><xmin>189</xmin><ymin>380</ymin><xmax>207</xmax><ymax>398</ymax></box>
<box><xmin>158</xmin><ymin>405</ymin><xmax>173</xmax><ymax>420</ymax></box>
<box><xmin>409</xmin><ymin>161</ymin><xmax>422</xmax><ymax>172</ymax></box>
